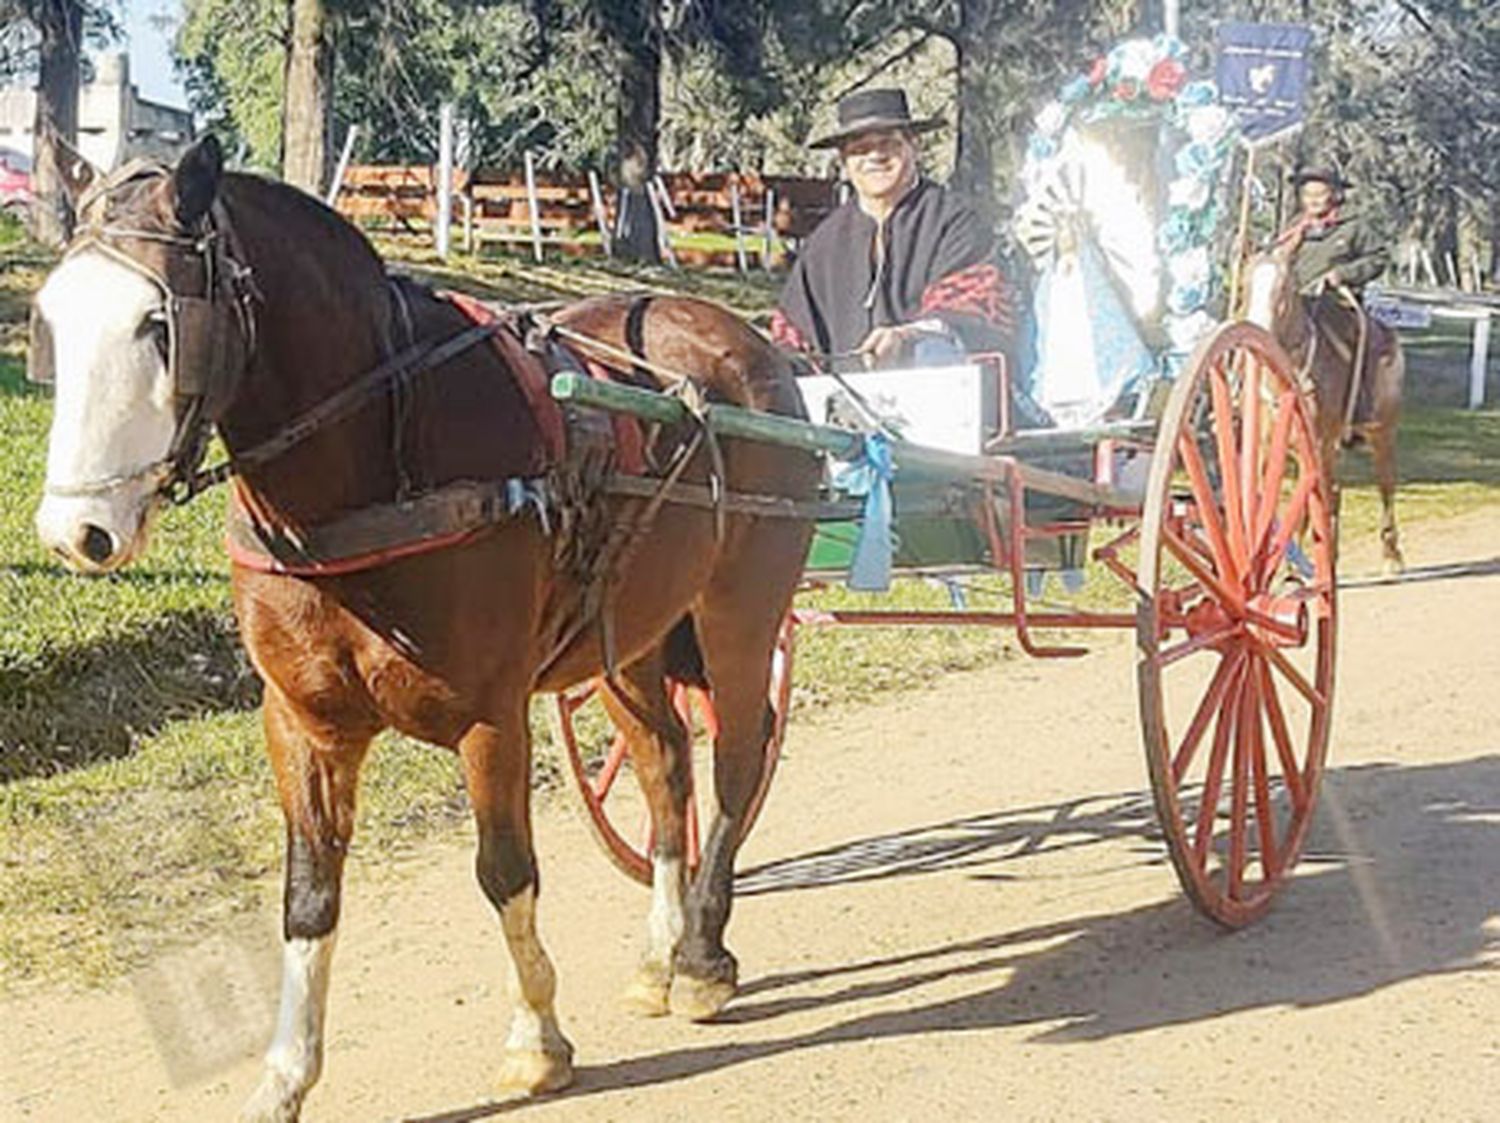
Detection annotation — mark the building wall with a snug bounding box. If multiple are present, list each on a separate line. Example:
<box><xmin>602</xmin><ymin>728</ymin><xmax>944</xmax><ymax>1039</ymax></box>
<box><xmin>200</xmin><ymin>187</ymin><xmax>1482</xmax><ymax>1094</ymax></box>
<box><xmin>0</xmin><ymin>53</ymin><xmax>193</xmax><ymax>170</ymax></box>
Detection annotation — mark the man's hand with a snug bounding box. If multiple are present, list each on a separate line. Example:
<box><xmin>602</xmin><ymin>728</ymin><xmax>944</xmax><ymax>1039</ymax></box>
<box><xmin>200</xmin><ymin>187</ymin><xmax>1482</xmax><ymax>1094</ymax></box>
<box><xmin>857</xmin><ymin>324</ymin><xmax>910</xmax><ymax>368</ymax></box>
<box><xmin>1319</xmin><ymin>269</ymin><xmax>1343</xmax><ymax>294</ymax></box>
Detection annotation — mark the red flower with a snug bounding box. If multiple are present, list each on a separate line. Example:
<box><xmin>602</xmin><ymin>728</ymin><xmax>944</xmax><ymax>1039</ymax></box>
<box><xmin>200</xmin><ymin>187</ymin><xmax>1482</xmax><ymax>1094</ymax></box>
<box><xmin>1113</xmin><ymin>79</ymin><xmax>1140</xmax><ymax>101</ymax></box>
<box><xmin>1147</xmin><ymin>58</ymin><xmax>1187</xmax><ymax>101</ymax></box>
<box><xmin>1088</xmin><ymin>57</ymin><xmax>1107</xmax><ymax>86</ymax></box>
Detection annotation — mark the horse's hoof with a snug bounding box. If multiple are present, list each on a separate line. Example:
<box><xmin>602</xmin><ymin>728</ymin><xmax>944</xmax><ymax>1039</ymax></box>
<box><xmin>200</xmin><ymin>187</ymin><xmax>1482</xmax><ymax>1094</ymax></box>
<box><xmin>669</xmin><ymin>972</ymin><xmax>737</xmax><ymax>1022</ymax></box>
<box><xmin>238</xmin><ymin>1072</ymin><xmax>305</xmax><ymax>1123</ymax></box>
<box><xmin>495</xmin><ymin>1048</ymin><xmax>574</xmax><ymax>1098</ymax></box>
<box><xmin>1383</xmin><ymin>554</ymin><xmax>1406</xmax><ymax>576</ymax></box>
<box><xmin>622</xmin><ymin>966</ymin><xmax>671</xmax><ymax>1017</ymax></box>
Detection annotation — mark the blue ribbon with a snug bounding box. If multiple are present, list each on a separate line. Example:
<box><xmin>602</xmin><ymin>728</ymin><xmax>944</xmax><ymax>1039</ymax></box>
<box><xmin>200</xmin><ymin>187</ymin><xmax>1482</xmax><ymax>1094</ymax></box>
<box><xmin>832</xmin><ymin>433</ymin><xmax>896</xmax><ymax>592</ymax></box>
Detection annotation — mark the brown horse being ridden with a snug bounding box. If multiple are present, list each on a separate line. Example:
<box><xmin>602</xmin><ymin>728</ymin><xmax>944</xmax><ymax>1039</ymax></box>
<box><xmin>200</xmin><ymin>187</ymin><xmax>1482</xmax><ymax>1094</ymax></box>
<box><xmin>1244</xmin><ymin>234</ymin><xmax>1406</xmax><ymax>573</ymax></box>
<box><xmin>31</xmin><ymin>136</ymin><xmax>817</xmax><ymax>1119</ymax></box>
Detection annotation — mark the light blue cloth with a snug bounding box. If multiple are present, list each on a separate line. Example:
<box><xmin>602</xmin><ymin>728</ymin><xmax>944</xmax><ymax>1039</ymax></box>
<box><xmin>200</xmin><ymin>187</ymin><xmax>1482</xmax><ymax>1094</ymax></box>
<box><xmin>1032</xmin><ymin>237</ymin><xmax>1158</xmax><ymax>424</ymax></box>
<box><xmin>831</xmin><ymin>433</ymin><xmax>896</xmax><ymax>592</ymax></box>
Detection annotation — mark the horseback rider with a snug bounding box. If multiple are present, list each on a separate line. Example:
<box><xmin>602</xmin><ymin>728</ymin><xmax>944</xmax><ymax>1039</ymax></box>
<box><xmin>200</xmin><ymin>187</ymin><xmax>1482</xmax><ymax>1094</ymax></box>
<box><xmin>769</xmin><ymin>88</ymin><xmax>1014</xmax><ymax>370</ymax></box>
<box><xmin>1278</xmin><ymin>166</ymin><xmax>1388</xmax><ymax>299</ymax></box>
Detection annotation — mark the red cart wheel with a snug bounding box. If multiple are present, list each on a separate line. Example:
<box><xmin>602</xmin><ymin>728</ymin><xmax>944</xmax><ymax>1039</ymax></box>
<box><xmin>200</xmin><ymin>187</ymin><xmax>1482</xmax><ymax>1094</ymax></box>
<box><xmin>552</xmin><ymin>617</ymin><xmax>796</xmax><ymax>885</ymax></box>
<box><xmin>1138</xmin><ymin>322</ymin><xmax>1337</xmax><ymax>927</ymax></box>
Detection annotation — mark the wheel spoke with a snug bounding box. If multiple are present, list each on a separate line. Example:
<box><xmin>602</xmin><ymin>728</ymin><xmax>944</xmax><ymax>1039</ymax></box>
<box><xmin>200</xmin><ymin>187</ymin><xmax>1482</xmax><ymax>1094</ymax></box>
<box><xmin>1227</xmin><ymin>664</ymin><xmax>1255</xmax><ymax>899</ymax></box>
<box><xmin>1210</xmin><ymin>365</ymin><xmax>1251</xmax><ymax>573</ymax></box>
<box><xmin>1255</xmin><ymin>634</ymin><xmax>1326</xmax><ymax>708</ymax></box>
<box><xmin>593</xmin><ymin>732</ymin><xmax>630</xmax><ymax>800</ymax></box>
<box><xmin>1250</xmin><ymin>392</ymin><xmax>1299</xmax><ymax>562</ymax></box>
<box><xmin>1260</xmin><ymin>470</ymin><xmax>1318</xmax><ymax>582</ymax></box>
<box><xmin>1173</xmin><ymin>647</ymin><xmax>1246</xmax><ymax>782</ymax></box>
<box><xmin>1156</xmin><ymin>618</ymin><xmax>1242</xmax><ymax>670</ymax></box>
<box><xmin>1192</xmin><ymin>658</ymin><xmax>1244</xmax><ymax>864</ymax></box>
<box><xmin>1178</xmin><ymin>432</ymin><xmax>1239</xmax><ymax>585</ymax></box>
<box><xmin>1240</xmin><ymin>354</ymin><xmax>1262</xmax><ymax>537</ymax></box>
<box><xmin>1245</xmin><ymin>662</ymin><xmax>1281</xmax><ymax>879</ymax></box>
<box><xmin>1164</xmin><ymin>524</ymin><xmax>1247</xmax><ymax>612</ymax></box>
<box><xmin>1258</xmin><ymin>657</ymin><xmax>1306</xmax><ymax>812</ymax></box>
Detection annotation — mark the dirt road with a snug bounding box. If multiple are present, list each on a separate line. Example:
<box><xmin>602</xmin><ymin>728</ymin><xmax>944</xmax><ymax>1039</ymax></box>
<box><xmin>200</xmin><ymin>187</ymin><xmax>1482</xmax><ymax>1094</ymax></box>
<box><xmin>5</xmin><ymin>509</ymin><xmax>1499</xmax><ymax>1122</ymax></box>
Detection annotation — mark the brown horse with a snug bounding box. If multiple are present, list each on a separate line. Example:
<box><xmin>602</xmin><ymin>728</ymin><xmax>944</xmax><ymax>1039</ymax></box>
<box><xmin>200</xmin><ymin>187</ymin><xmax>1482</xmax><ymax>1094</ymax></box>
<box><xmin>1244</xmin><ymin>236</ymin><xmax>1406</xmax><ymax>572</ymax></box>
<box><xmin>31</xmin><ymin>137</ymin><xmax>817</xmax><ymax>1119</ymax></box>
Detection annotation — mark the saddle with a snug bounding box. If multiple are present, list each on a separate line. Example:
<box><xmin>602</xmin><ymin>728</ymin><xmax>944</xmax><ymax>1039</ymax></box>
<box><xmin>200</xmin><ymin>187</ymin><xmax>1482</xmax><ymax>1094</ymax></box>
<box><xmin>1305</xmin><ymin>291</ymin><xmax>1396</xmax><ymax>439</ymax></box>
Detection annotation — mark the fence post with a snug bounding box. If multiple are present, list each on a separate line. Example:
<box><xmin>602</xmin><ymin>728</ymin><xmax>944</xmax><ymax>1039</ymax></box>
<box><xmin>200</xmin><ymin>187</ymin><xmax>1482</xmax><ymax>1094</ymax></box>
<box><xmin>524</xmin><ymin>150</ymin><xmax>544</xmax><ymax>264</ymax></box>
<box><xmin>762</xmin><ymin>186</ymin><xmax>775</xmax><ymax>275</ymax></box>
<box><xmin>651</xmin><ymin>173</ymin><xmax>678</xmax><ymax>220</ymax></box>
<box><xmin>587</xmin><ymin>169</ymin><xmax>613</xmax><ymax>257</ymax></box>
<box><xmin>1470</xmin><ymin>311</ymin><xmax>1492</xmax><ymax>410</ymax></box>
<box><xmin>325</xmin><ymin>124</ymin><xmax>359</xmax><ymax>208</ymax></box>
<box><xmin>646</xmin><ymin>178</ymin><xmax>678</xmax><ymax>268</ymax></box>
<box><xmin>730</xmin><ymin>180</ymin><xmax>748</xmax><ymax>274</ymax></box>
<box><xmin>435</xmin><ymin>103</ymin><xmax>454</xmax><ymax>260</ymax></box>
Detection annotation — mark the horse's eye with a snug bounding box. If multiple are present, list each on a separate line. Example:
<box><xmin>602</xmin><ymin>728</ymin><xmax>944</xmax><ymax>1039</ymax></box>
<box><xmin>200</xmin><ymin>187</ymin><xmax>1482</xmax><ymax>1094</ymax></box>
<box><xmin>137</xmin><ymin>311</ymin><xmax>169</xmax><ymax>358</ymax></box>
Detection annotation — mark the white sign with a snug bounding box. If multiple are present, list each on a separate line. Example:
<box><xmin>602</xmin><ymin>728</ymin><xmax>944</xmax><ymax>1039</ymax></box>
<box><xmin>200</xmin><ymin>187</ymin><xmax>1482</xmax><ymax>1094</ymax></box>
<box><xmin>1366</xmin><ymin>297</ymin><xmax>1432</xmax><ymax>330</ymax></box>
<box><xmin>796</xmin><ymin>365</ymin><xmax>990</xmax><ymax>455</ymax></box>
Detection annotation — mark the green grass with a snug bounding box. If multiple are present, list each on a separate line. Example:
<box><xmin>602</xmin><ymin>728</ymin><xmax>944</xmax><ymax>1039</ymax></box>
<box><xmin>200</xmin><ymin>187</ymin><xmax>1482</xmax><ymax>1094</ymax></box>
<box><xmin>3</xmin><ymin>247</ymin><xmax>1498</xmax><ymax>991</ymax></box>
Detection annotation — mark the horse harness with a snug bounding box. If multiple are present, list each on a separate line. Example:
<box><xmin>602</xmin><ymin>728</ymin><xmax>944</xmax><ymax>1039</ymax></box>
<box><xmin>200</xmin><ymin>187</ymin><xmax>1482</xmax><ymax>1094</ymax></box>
<box><xmin>29</xmin><ymin>158</ymin><xmax>260</xmax><ymax>503</ymax></box>
<box><xmin>30</xmin><ymin>159</ymin><xmax>818</xmax><ymax>673</ymax></box>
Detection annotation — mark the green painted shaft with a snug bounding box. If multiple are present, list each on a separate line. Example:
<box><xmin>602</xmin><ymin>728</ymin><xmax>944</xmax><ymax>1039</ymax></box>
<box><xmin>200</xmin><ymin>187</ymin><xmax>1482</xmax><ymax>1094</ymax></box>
<box><xmin>548</xmin><ymin>370</ymin><xmax>1125</xmax><ymax>509</ymax></box>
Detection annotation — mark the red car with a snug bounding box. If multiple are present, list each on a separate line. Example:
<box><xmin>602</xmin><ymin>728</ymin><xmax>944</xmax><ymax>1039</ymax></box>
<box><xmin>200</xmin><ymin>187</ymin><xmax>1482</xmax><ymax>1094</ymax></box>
<box><xmin>0</xmin><ymin>147</ymin><xmax>33</xmax><ymax>218</ymax></box>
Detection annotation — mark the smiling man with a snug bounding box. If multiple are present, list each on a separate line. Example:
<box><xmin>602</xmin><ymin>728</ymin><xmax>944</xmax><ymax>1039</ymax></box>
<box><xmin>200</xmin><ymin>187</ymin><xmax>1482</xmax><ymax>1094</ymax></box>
<box><xmin>770</xmin><ymin>88</ymin><xmax>1012</xmax><ymax>369</ymax></box>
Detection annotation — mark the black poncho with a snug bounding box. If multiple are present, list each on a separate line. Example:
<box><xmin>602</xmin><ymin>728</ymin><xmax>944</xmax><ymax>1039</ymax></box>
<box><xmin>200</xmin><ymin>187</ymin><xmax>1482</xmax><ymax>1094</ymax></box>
<box><xmin>772</xmin><ymin>179</ymin><xmax>1008</xmax><ymax>357</ymax></box>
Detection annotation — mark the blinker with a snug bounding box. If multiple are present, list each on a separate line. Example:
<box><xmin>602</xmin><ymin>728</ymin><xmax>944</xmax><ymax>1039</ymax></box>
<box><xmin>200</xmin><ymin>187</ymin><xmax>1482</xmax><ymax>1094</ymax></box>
<box><xmin>26</xmin><ymin>304</ymin><xmax>55</xmax><ymax>386</ymax></box>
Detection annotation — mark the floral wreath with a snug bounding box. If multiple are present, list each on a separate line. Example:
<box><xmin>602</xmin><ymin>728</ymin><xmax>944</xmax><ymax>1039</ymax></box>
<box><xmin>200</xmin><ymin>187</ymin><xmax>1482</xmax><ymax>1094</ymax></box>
<box><xmin>1017</xmin><ymin>35</ymin><xmax>1238</xmax><ymax>370</ymax></box>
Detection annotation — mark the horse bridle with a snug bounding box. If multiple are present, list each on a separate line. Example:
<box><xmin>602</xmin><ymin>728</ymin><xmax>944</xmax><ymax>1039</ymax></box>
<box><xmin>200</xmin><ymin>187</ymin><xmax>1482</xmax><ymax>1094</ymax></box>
<box><xmin>29</xmin><ymin>159</ymin><xmax>260</xmax><ymax>504</ymax></box>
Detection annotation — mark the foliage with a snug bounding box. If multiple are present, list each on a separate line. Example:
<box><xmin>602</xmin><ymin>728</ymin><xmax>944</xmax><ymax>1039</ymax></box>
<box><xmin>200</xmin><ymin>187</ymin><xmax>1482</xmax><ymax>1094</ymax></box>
<box><xmin>0</xmin><ymin>0</ymin><xmax>120</xmax><ymax>83</ymax></box>
<box><xmin>176</xmin><ymin>0</ymin><xmax>288</xmax><ymax>172</ymax></box>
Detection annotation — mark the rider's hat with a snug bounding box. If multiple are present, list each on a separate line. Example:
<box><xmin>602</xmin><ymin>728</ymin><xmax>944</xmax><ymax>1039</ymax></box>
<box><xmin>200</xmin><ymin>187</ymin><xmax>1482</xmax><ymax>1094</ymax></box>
<box><xmin>809</xmin><ymin>88</ymin><xmax>944</xmax><ymax>150</ymax></box>
<box><xmin>1289</xmin><ymin>166</ymin><xmax>1352</xmax><ymax>190</ymax></box>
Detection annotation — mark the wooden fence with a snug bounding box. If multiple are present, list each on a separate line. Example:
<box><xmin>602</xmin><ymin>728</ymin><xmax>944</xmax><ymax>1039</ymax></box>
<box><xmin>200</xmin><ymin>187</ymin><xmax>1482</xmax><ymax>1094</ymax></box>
<box><xmin>332</xmin><ymin>163</ymin><xmax>841</xmax><ymax>269</ymax></box>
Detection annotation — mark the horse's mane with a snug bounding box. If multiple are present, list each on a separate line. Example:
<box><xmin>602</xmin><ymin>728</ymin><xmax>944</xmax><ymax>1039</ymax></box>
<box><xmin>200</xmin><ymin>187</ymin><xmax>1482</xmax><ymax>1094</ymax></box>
<box><xmin>219</xmin><ymin>171</ymin><xmax>389</xmax><ymax>283</ymax></box>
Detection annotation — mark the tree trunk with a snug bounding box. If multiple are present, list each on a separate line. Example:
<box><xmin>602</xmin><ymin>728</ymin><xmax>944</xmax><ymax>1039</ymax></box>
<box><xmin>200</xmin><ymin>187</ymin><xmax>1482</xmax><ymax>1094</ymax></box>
<box><xmin>609</xmin><ymin>2</ymin><xmax>661</xmax><ymax>263</ymax></box>
<box><xmin>31</xmin><ymin>0</ymin><xmax>84</xmax><ymax>247</ymax></box>
<box><xmin>949</xmin><ymin>0</ymin><xmax>997</xmax><ymax>227</ymax></box>
<box><xmin>282</xmin><ymin>0</ymin><xmax>334</xmax><ymax>195</ymax></box>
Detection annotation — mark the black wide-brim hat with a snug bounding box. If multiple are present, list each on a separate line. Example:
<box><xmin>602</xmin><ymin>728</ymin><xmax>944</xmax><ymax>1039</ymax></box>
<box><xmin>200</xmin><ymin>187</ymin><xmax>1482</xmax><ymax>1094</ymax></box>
<box><xmin>1289</xmin><ymin>166</ymin><xmax>1353</xmax><ymax>189</ymax></box>
<box><xmin>809</xmin><ymin>87</ymin><xmax>944</xmax><ymax>149</ymax></box>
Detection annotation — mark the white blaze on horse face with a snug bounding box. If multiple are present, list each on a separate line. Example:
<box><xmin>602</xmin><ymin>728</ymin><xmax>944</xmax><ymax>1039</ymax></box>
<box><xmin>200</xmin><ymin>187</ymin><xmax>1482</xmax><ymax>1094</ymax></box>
<box><xmin>33</xmin><ymin>250</ymin><xmax>175</xmax><ymax>573</ymax></box>
<box><xmin>1246</xmin><ymin>260</ymin><xmax>1282</xmax><ymax>331</ymax></box>
<box><xmin>241</xmin><ymin>934</ymin><xmax>337</xmax><ymax>1121</ymax></box>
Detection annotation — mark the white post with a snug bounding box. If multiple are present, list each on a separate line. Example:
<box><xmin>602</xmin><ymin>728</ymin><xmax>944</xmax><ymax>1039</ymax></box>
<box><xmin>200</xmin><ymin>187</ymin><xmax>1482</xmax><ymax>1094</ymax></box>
<box><xmin>524</xmin><ymin>150</ymin><xmax>544</xmax><ymax>263</ymax></box>
<box><xmin>1470</xmin><ymin>312</ymin><xmax>1492</xmax><ymax>410</ymax></box>
<box><xmin>1164</xmin><ymin>0</ymin><xmax>1180</xmax><ymax>39</ymax></box>
<box><xmin>730</xmin><ymin>180</ymin><xmax>748</xmax><ymax>274</ymax></box>
<box><xmin>587</xmin><ymin>169</ymin><xmax>613</xmax><ymax>257</ymax></box>
<box><xmin>324</xmin><ymin>124</ymin><xmax>359</xmax><ymax>208</ymax></box>
<box><xmin>1421</xmin><ymin>246</ymin><xmax>1438</xmax><ymax>287</ymax></box>
<box><xmin>763</xmin><ymin>186</ymin><xmax>775</xmax><ymax>274</ymax></box>
<box><xmin>651</xmin><ymin>173</ymin><xmax>678</xmax><ymax>220</ymax></box>
<box><xmin>646</xmin><ymin>179</ymin><xmax>677</xmax><ymax>268</ymax></box>
<box><xmin>435</xmin><ymin>103</ymin><xmax>454</xmax><ymax>259</ymax></box>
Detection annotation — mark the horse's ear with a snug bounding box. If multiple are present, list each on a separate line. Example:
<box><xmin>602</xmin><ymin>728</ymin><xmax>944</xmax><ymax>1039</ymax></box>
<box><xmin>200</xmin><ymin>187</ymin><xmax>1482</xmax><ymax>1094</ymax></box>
<box><xmin>50</xmin><ymin>132</ymin><xmax>99</xmax><ymax>204</ymax></box>
<box><xmin>172</xmin><ymin>135</ymin><xmax>223</xmax><ymax>226</ymax></box>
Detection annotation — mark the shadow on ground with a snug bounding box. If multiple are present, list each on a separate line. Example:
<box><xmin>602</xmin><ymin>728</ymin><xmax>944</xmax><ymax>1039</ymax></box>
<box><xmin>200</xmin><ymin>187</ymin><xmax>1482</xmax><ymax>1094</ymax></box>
<box><xmin>407</xmin><ymin>753</ymin><xmax>1500</xmax><ymax>1121</ymax></box>
<box><xmin>0</xmin><ymin>606</ymin><xmax>260</xmax><ymax>781</ymax></box>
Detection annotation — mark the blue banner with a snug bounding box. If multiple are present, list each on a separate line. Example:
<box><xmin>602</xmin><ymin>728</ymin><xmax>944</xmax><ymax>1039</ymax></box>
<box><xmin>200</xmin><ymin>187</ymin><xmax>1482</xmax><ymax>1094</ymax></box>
<box><xmin>1215</xmin><ymin>22</ymin><xmax>1313</xmax><ymax>143</ymax></box>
